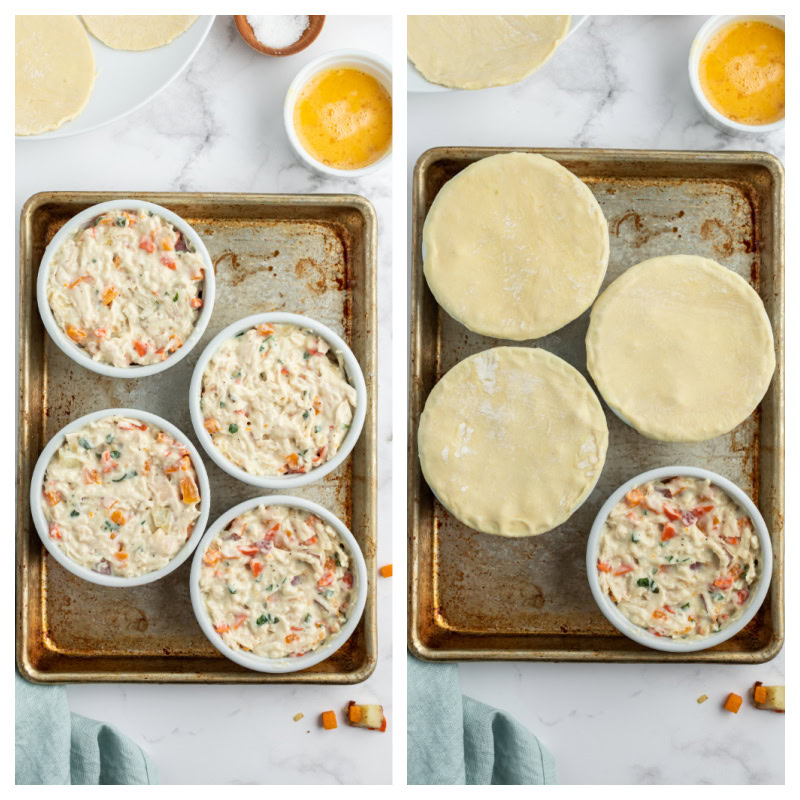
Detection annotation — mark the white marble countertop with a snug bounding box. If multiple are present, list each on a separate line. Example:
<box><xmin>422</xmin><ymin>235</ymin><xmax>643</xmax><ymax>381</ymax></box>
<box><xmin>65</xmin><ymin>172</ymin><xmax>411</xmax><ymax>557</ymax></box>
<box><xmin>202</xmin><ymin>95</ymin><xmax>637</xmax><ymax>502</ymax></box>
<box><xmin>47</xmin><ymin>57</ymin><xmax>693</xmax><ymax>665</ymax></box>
<box><xmin>16</xmin><ymin>15</ymin><xmax>392</xmax><ymax>785</ymax></box>
<box><xmin>408</xmin><ymin>15</ymin><xmax>784</xmax><ymax>786</ymax></box>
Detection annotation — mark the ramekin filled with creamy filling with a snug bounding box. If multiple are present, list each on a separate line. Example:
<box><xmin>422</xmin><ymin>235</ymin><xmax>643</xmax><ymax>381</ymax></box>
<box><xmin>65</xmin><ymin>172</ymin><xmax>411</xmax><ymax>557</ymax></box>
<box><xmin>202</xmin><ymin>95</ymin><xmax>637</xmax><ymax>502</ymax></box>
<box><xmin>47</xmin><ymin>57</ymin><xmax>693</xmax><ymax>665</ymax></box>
<box><xmin>32</xmin><ymin>410</ymin><xmax>210</xmax><ymax>586</ymax></box>
<box><xmin>587</xmin><ymin>467</ymin><xmax>773</xmax><ymax>652</ymax></box>
<box><xmin>191</xmin><ymin>496</ymin><xmax>367</xmax><ymax>672</ymax></box>
<box><xmin>38</xmin><ymin>201</ymin><xmax>214</xmax><ymax>377</ymax></box>
<box><xmin>191</xmin><ymin>314</ymin><xmax>366</xmax><ymax>489</ymax></box>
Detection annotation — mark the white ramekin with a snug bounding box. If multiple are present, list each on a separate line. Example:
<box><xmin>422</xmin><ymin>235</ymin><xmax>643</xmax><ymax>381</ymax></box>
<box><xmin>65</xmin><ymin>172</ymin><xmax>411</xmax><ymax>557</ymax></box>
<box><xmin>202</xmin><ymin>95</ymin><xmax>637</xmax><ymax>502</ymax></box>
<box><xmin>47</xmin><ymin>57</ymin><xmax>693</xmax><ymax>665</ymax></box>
<box><xmin>586</xmin><ymin>465</ymin><xmax>773</xmax><ymax>653</ymax></box>
<box><xmin>190</xmin><ymin>495</ymin><xmax>367</xmax><ymax>674</ymax></box>
<box><xmin>36</xmin><ymin>199</ymin><xmax>216</xmax><ymax>379</ymax></box>
<box><xmin>30</xmin><ymin>408</ymin><xmax>211</xmax><ymax>588</ymax></box>
<box><xmin>189</xmin><ymin>312</ymin><xmax>367</xmax><ymax>490</ymax></box>
<box><xmin>284</xmin><ymin>48</ymin><xmax>393</xmax><ymax>178</ymax></box>
<box><xmin>688</xmin><ymin>15</ymin><xmax>785</xmax><ymax>136</ymax></box>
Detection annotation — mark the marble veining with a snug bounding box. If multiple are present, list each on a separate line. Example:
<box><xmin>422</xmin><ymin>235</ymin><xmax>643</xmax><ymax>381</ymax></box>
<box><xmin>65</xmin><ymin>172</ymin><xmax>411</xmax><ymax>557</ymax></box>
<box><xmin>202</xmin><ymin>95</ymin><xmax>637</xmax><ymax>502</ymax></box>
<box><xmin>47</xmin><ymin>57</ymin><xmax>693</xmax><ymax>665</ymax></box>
<box><xmin>409</xmin><ymin>14</ymin><xmax>783</xmax><ymax>786</ymax></box>
<box><xmin>16</xmin><ymin>15</ymin><xmax>392</xmax><ymax>786</ymax></box>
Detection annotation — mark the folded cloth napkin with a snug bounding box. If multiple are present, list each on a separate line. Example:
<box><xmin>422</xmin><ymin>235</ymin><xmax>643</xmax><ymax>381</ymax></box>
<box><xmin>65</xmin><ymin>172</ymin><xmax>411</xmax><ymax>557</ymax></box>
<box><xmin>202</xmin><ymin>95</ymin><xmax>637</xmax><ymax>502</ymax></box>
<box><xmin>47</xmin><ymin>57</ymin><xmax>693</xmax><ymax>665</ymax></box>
<box><xmin>15</xmin><ymin>671</ymin><xmax>158</xmax><ymax>785</ymax></box>
<box><xmin>407</xmin><ymin>652</ymin><xmax>557</xmax><ymax>785</ymax></box>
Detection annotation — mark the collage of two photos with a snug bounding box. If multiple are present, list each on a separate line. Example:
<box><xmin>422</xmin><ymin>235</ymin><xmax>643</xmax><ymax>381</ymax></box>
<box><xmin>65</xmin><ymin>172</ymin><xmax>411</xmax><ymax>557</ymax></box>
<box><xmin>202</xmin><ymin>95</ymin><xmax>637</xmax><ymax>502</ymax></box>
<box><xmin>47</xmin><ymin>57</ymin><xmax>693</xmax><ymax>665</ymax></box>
<box><xmin>15</xmin><ymin>12</ymin><xmax>786</xmax><ymax>786</ymax></box>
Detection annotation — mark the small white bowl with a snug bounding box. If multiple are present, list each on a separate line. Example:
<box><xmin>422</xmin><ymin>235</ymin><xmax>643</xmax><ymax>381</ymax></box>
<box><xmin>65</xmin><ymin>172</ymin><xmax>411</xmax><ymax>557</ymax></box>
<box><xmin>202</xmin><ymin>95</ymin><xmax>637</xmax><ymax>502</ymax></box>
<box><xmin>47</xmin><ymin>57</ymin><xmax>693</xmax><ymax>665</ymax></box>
<box><xmin>688</xmin><ymin>15</ymin><xmax>785</xmax><ymax>136</ymax></box>
<box><xmin>189</xmin><ymin>312</ymin><xmax>367</xmax><ymax>490</ymax></box>
<box><xmin>190</xmin><ymin>495</ymin><xmax>367</xmax><ymax>674</ymax></box>
<box><xmin>37</xmin><ymin>199</ymin><xmax>216</xmax><ymax>379</ymax></box>
<box><xmin>586</xmin><ymin>465</ymin><xmax>773</xmax><ymax>653</ymax></box>
<box><xmin>30</xmin><ymin>408</ymin><xmax>211</xmax><ymax>588</ymax></box>
<box><xmin>284</xmin><ymin>48</ymin><xmax>392</xmax><ymax>178</ymax></box>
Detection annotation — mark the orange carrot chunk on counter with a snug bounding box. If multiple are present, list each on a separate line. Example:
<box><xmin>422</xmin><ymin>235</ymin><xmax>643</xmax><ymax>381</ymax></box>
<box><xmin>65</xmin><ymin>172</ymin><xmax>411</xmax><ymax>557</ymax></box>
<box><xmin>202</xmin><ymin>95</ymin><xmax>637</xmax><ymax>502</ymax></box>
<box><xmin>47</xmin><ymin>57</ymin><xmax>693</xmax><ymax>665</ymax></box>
<box><xmin>379</xmin><ymin>564</ymin><xmax>393</xmax><ymax>578</ymax></box>
<box><xmin>321</xmin><ymin>710</ymin><xmax>337</xmax><ymax>730</ymax></box>
<box><xmin>724</xmin><ymin>693</ymin><xmax>743</xmax><ymax>713</ymax></box>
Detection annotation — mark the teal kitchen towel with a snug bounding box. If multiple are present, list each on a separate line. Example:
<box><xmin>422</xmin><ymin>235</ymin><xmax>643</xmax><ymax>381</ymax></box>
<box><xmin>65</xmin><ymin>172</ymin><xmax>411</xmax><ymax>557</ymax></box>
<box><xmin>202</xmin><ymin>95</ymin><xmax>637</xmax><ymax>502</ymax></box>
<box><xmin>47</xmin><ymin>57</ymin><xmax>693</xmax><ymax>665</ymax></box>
<box><xmin>15</xmin><ymin>671</ymin><xmax>158</xmax><ymax>785</ymax></box>
<box><xmin>408</xmin><ymin>652</ymin><xmax>557</xmax><ymax>785</ymax></box>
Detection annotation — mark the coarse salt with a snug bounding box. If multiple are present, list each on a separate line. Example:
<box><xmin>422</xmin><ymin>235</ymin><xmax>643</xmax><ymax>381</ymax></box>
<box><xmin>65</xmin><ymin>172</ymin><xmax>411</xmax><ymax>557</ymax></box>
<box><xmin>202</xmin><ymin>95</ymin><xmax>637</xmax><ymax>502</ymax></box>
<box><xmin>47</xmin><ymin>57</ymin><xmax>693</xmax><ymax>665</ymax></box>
<box><xmin>247</xmin><ymin>15</ymin><xmax>310</xmax><ymax>49</ymax></box>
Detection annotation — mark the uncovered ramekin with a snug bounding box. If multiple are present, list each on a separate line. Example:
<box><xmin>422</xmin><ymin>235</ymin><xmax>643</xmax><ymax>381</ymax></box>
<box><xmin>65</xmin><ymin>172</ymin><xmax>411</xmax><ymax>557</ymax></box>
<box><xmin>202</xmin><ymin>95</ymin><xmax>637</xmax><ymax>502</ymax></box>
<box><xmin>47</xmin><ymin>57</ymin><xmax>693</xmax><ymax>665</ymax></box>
<box><xmin>284</xmin><ymin>48</ymin><xmax>392</xmax><ymax>178</ymax></box>
<box><xmin>190</xmin><ymin>495</ymin><xmax>367</xmax><ymax>674</ymax></box>
<box><xmin>37</xmin><ymin>199</ymin><xmax>216</xmax><ymax>379</ymax></box>
<box><xmin>30</xmin><ymin>408</ymin><xmax>211</xmax><ymax>588</ymax></box>
<box><xmin>586</xmin><ymin>465</ymin><xmax>773</xmax><ymax>653</ymax></box>
<box><xmin>688</xmin><ymin>15</ymin><xmax>785</xmax><ymax>136</ymax></box>
<box><xmin>189</xmin><ymin>312</ymin><xmax>367</xmax><ymax>489</ymax></box>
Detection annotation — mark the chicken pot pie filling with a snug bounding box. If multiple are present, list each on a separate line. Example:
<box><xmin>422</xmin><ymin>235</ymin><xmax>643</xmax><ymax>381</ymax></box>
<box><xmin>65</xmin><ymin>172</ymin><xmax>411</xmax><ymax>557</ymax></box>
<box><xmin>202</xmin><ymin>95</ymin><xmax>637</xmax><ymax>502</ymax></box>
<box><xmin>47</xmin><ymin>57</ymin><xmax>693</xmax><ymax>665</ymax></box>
<box><xmin>200</xmin><ymin>323</ymin><xmax>357</xmax><ymax>476</ymax></box>
<box><xmin>199</xmin><ymin>505</ymin><xmax>357</xmax><ymax>659</ymax></box>
<box><xmin>597</xmin><ymin>476</ymin><xmax>760</xmax><ymax>639</ymax></box>
<box><xmin>47</xmin><ymin>208</ymin><xmax>206</xmax><ymax>367</ymax></box>
<box><xmin>42</xmin><ymin>416</ymin><xmax>202</xmax><ymax>577</ymax></box>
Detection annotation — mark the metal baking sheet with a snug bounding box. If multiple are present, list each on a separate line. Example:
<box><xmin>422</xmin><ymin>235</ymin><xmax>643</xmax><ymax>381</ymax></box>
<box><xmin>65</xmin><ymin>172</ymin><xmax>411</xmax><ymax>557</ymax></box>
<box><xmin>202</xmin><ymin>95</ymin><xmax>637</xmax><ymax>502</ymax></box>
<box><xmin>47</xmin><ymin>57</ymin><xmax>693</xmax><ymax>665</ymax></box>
<box><xmin>409</xmin><ymin>147</ymin><xmax>784</xmax><ymax>663</ymax></box>
<box><xmin>18</xmin><ymin>191</ymin><xmax>377</xmax><ymax>683</ymax></box>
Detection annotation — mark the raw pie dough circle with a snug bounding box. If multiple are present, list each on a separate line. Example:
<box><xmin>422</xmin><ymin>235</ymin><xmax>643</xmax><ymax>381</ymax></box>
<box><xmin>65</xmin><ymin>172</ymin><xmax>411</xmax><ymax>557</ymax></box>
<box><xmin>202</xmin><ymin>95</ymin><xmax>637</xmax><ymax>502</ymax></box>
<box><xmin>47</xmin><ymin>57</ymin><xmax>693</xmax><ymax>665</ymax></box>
<box><xmin>423</xmin><ymin>152</ymin><xmax>609</xmax><ymax>340</ymax></box>
<box><xmin>15</xmin><ymin>16</ymin><xmax>96</xmax><ymax>136</ymax></box>
<box><xmin>408</xmin><ymin>15</ymin><xmax>571</xmax><ymax>90</ymax></box>
<box><xmin>81</xmin><ymin>16</ymin><xmax>198</xmax><ymax>51</ymax></box>
<box><xmin>418</xmin><ymin>347</ymin><xmax>609</xmax><ymax>537</ymax></box>
<box><xmin>586</xmin><ymin>255</ymin><xmax>775</xmax><ymax>442</ymax></box>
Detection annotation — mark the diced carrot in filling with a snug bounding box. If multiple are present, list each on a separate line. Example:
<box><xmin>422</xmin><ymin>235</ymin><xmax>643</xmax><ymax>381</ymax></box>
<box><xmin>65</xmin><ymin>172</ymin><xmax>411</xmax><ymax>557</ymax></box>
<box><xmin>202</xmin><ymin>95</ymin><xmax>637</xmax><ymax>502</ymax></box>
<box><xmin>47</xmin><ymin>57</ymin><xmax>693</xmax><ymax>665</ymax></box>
<box><xmin>317</xmin><ymin>570</ymin><xmax>334</xmax><ymax>588</ymax></box>
<box><xmin>161</xmin><ymin>256</ymin><xmax>177</xmax><ymax>270</ymax></box>
<box><xmin>250</xmin><ymin>560</ymin><xmax>263</xmax><ymax>577</ymax></box>
<box><xmin>203</xmin><ymin>548</ymin><xmax>221</xmax><ymax>566</ymax></box>
<box><xmin>139</xmin><ymin>235</ymin><xmax>155</xmax><ymax>253</ymax></box>
<box><xmin>68</xmin><ymin>275</ymin><xmax>91</xmax><ymax>289</ymax></box>
<box><xmin>257</xmin><ymin>324</ymin><xmax>274</xmax><ymax>337</ymax></box>
<box><xmin>43</xmin><ymin>489</ymin><xmax>62</xmax><ymax>506</ymax></box>
<box><xmin>190</xmin><ymin>297</ymin><xmax>203</xmax><ymax>309</ymax></box>
<box><xmin>180</xmin><ymin>476</ymin><xmax>200</xmax><ymax>504</ymax></box>
<box><xmin>625</xmin><ymin>488</ymin><xmax>644</xmax><ymax>507</ymax></box>
<box><xmin>663</xmin><ymin>504</ymin><xmax>681</xmax><ymax>520</ymax></box>
<box><xmin>133</xmin><ymin>341</ymin><xmax>148</xmax><ymax>358</ymax></box>
<box><xmin>114</xmin><ymin>551</ymin><xmax>128</xmax><ymax>561</ymax></box>
<box><xmin>191</xmin><ymin>269</ymin><xmax>204</xmax><ymax>281</ymax></box>
<box><xmin>597</xmin><ymin>560</ymin><xmax>612</xmax><ymax>573</ymax></box>
<box><xmin>66</xmin><ymin>324</ymin><xmax>87</xmax><ymax>342</ymax></box>
<box><xmin>661</xmin><ymin>523</ymin><xmax>677</xmax><ymax>541</ymax></box>
<box><xmin>215</xmin><ymin>622</ymin><xmax>229</xmax><ymax>634</ymax></box>
<box><xmin>614</xmin><ymin>563</ymin><xmax>633</xmax><ymax>576</ymax></box>
<box><xmin>84</xmin><ymin>468</ymin><xmax>102</xmax><ymax>484</ymax></box>
<box><xmin>110</xmin><ymin>510</ymin><xmax>126</xmax><ymax>525</ymax></box>
<box><xmin>204</xmin><ymin>418</ymin><xmax>219</xmax><ymax>434</ymax></box>
<box><xmin>49</xmin><ymin>522</ymin><xmax>61</xmax><ymax>540</ymax></box>
<box><xmin>285</xmin><ymin>634</ymin><xmax>299</xmax><ymax>644</ymax></box>
<box><xmin>165</xmin><ymin>455</ymin><xmax>191</xmax><ymax>473</ymax></box>
<box><xmin>101</xmin><ymin>287</ymin><xmax>118</xmax><ymax>305</ymax></box>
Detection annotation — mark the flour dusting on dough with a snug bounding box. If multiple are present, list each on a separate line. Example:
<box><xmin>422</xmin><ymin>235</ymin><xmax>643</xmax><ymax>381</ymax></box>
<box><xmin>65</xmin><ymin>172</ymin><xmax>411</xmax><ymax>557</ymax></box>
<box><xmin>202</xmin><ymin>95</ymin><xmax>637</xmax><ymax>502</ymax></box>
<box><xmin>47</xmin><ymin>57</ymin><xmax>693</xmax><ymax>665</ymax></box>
<box><xmin>473</xmin><ymin>350</ymin><xmax>499</xmax><ymax>394</ymax></box>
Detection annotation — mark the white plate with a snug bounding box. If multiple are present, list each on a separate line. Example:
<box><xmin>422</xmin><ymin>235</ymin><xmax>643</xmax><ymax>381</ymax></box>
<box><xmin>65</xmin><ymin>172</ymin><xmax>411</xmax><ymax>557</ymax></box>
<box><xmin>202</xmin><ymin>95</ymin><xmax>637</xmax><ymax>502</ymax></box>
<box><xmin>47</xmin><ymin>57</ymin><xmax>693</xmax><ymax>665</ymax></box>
<box><xmin>408</xmin><ymin>15</ymin><xmax>588</xmax><ymax>93</ymax></box>
<box><xmin>17</xmin><ymin>15</ymin><xmax>215</xmax><ymax>140</ymax></box>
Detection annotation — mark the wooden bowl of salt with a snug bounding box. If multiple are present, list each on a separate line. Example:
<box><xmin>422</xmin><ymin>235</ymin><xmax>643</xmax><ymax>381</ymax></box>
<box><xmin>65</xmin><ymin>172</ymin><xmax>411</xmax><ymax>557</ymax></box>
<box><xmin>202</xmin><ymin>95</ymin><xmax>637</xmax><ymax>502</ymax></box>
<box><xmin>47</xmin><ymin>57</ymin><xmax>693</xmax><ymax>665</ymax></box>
<box><xmin>234</xmin><ymin>15</ymin><xmax>325</xmax><ymax>56</ymax></box>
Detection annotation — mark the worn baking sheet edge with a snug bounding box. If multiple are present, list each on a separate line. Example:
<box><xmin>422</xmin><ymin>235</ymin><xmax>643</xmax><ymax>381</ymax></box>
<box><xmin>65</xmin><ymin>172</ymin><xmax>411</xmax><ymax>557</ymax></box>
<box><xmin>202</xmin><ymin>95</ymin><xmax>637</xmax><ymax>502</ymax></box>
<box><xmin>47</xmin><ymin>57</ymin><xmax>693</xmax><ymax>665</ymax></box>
<box><xmin>408</xmin><ymin>147</ymin><xmax>785</xmax><ymax>664</ymax></box>
<box><xmin>17</xmin><ymin>191</ymin><xmax>379</xmax><ymax>684</ymax></box>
